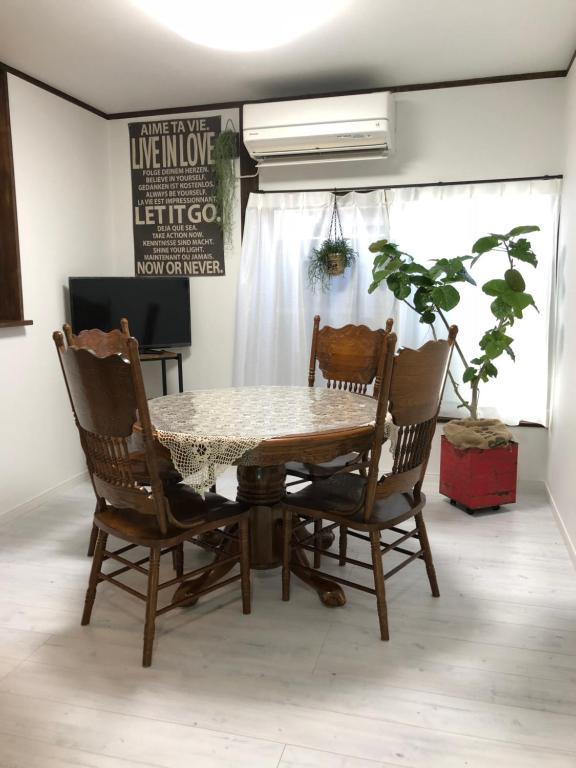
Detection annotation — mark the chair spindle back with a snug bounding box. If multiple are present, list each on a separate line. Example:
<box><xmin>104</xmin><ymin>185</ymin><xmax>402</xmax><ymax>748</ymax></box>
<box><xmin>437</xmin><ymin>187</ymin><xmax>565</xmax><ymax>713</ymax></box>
<box><xmin>363</xmin><ymin>326</ymin><xmax>458</xmax><ymax>521</ymax></box>
<box><xmin>53</xmin><ymin>331</ymin><xmax>169</xmax><ymax>533</ymax></box>
<box><xmin>308</xmin><ymin>315</ymin><xmax>394</xmax><ymax>396</ymax></box>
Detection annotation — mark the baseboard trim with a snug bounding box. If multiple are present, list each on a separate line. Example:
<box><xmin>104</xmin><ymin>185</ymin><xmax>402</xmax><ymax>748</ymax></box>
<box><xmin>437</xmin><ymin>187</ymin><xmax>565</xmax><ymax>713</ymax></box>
<box><xmin>0</xmin><ymin>471</ymin><xmax>89</xmax><ymax>527</ymax></box>
<box><xmin>545</xmin><ymin>482</ymin><xmax>576</xmax><ymax>570</ymax></box>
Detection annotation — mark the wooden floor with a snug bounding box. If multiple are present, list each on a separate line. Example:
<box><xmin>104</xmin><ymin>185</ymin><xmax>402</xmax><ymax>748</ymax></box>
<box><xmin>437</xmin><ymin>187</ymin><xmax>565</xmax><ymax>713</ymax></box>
<box><xmin>0</xmin><ymin>474</ymin><xmax>575</xmax><ymax>767</ymax></box>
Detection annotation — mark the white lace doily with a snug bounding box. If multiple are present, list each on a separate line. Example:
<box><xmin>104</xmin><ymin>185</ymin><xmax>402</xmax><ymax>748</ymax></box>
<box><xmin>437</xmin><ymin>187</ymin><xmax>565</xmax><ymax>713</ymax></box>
<box><xmin>148</xmin><ymin>386</ymin><xmax>378</xmax><ymax>493</ymax></box>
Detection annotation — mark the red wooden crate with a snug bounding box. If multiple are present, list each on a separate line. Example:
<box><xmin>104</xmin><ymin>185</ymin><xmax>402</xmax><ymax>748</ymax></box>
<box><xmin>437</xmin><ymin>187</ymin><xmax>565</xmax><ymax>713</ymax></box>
<box><xmin>439</xmin><ymin>436</ymin><xmax>518</xmax><ymax>511</ymax></box>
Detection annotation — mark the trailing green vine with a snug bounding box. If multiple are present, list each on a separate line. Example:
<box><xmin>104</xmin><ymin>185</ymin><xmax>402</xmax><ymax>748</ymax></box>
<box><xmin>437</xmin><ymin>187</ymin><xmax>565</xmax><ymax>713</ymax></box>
<box><xmin>308</xmin><ymin>237</ymin><xmax>357</xmax><ymax>292</ymax></box>
<box><xmin>213</xmin><ymin>129</ymin><xmax>238</xmax><ymax>247</ymax></box>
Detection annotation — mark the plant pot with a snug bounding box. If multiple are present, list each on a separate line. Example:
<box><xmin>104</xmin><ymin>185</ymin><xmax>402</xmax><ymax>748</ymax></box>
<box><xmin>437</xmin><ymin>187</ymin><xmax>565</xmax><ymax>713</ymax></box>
<box><xmin>439</xmin><ymin>435</ymin><xmax>518</xmax><ymax>513</ymax></box>
<box><xmin>326</xmin><ymin>252</ymin><xmax>346</xmax><ymax>276</ymax></box>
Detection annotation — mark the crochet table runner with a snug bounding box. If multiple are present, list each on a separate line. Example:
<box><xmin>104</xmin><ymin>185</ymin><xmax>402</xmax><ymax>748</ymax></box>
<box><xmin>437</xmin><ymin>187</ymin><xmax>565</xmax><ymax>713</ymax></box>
<box><xmin>148</xmin><ymin>385</ymin><xmax>378</xmax><ymax>493</ymax></box>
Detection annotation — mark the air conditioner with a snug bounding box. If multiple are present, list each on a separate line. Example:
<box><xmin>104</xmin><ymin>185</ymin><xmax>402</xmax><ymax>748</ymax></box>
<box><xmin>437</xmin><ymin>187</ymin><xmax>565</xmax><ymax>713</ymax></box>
<box><xmin>243</xmin><ymin>92</ymin><xmax>394</xmax><ymax>167</ymax></box>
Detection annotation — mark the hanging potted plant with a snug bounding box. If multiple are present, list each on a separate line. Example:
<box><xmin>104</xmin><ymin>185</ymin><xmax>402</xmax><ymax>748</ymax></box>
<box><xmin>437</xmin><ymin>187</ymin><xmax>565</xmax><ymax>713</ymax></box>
<box><xmin>213</xmin><ymin>126</ymin><xmax>239</xmax><ymax>247</ymax></box>
<box><xmin>308</xmin><ymin>195</ymin><xmax>357</xmax><ymax>291</ymax></box>
<box><xmin>368</xmin><ymin>225</ymin><xmax>540</xmax><ymax>513</ymax></box>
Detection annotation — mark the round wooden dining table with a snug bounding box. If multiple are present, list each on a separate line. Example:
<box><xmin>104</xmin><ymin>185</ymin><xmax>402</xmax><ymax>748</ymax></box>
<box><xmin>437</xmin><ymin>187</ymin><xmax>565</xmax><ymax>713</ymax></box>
<box><xmin>148</xmin><ymin>385</ymin><xmax>377</xmax><ymax>606</ymax></box>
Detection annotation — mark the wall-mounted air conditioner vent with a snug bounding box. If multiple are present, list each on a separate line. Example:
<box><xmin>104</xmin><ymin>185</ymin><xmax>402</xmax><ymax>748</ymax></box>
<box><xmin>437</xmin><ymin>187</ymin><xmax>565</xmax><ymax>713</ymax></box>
<box><xmin>243</xmin><ymin>92</ymin><xmax>394</xmax><ymax>167</ymax></box>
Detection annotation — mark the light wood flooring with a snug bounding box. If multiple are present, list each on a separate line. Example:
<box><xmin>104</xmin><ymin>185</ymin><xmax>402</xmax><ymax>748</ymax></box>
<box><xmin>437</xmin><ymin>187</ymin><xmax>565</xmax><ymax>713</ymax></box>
<box><xmin>0</xmin><ymin>474</ymin><xmax>575</xmax><ymax>767</ymax></box>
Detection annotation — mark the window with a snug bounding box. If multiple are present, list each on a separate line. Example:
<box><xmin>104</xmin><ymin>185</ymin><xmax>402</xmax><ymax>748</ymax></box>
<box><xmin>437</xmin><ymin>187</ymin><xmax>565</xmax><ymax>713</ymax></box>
<box><xmin>234</xmin><ymin>180</ymin><xmax>560</xmax><ymax>425</ymax></box>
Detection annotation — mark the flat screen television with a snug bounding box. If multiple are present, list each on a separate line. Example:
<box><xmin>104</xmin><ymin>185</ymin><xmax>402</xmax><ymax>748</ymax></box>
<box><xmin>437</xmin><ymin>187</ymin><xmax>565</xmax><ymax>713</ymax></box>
<box><xmin>68</xmin><ymin>276</ymin><xmax>191</xmax><ymax>350</ymax></box>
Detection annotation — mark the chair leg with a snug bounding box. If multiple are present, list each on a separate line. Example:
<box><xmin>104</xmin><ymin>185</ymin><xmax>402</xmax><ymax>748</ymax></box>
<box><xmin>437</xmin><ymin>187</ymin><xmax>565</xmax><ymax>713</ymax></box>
<box><xmin>415</xmin><ymin>512</ymin><xmax>440</xmax><ymax>597</ymax></box>
<box><xmin>239</xmin><ymin>518</ymin><xmax>251</xmax><ymax>615</ymax></box>
<box><xmin>143</xmin><ymin>547</ymin><xmax>160</xmax><ymax>668</ymax></box>
<box><xmin>86</xmin><ymin>519</ymin><xmax>98</xmax><ymax>557</ymax></box>
<box><xmin>282</xmin><ymin>508</ymin><xmax>292</xmax><ymax>601</ymax></box>
<box><xmin>313</xmin><ymin>519</ymin><xmax>322</xmax><ymax>568</ymax></box>
<box><xmin>81</xmin><ymin>529</ymin><xmax>108</xmax><ymax>626</ymax></box>
<box><xmin>369</xmin><ymin>530</ymin><xmax>389</xmax><ymax>641</ymax></box>
<box><xmin>338</xmin><ymin>524</ymin><xmax>348</xmax><ymax>566</ymax></box>
<box><xmin>172</xmin><ymin>543</ymin><xmax>184</xmax><ymax>577</ymax></box>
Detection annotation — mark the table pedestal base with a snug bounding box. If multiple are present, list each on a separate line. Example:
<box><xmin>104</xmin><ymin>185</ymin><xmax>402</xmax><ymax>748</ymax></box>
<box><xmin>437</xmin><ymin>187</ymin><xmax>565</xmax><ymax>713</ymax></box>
<box><xmin>173</xmin><ymin>464</ymin><xmax>345</xmax><ymax>607</ymax></box>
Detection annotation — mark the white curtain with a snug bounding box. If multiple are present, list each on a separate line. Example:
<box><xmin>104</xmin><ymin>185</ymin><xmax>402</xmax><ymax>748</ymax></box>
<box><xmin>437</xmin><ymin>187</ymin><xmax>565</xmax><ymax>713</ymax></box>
<box><xmin>233</xmin><ymin>190</ymin><xmax>395</xmax><ymax>386</ymax></box>
<box><xmin>385</xmin><ymin>179</ymin><xmax>560</xmax><ymax>424</ymax></box>
<box><xmin>234</xmin><ymin>180</ymin><xmax>560</xmax><ymax>425</ymax></box>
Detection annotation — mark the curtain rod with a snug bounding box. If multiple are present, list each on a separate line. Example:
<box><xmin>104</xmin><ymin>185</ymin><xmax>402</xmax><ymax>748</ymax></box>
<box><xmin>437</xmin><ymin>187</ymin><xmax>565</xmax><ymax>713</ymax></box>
<box><xmin>254</xmin><ymin>174</ymin><xmax>563</xmax><ymax>196</ymax></box>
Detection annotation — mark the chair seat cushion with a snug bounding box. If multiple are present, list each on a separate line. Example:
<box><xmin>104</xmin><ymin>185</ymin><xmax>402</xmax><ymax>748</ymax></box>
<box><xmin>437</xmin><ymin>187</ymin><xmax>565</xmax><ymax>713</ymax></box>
<box><xmin>284</xmin><ymin>473</ymin><xmax>422</xmax><ymax>529</ymax></box>
<box><xmin>95</xmin><ymin>486</ymin><xmax>247</xmax><ymax>545</ymax></box>
<box><xmin>285</xmin><ymin>453</ymin><xmax>360</xmax><ymax>481</ymax></box>
<box><xmin>286</xmin><ymin>473</ymin><xmax>367</xmax><ymax>514</ymax></box>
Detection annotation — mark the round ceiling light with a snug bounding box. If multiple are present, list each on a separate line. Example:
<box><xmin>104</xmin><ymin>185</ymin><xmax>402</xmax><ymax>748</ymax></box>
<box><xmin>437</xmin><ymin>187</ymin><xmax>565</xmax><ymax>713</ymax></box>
<box><xmin>132</xmin><ymin>0</ymin><xmax>350</xmax><ymax>52</ymax></box>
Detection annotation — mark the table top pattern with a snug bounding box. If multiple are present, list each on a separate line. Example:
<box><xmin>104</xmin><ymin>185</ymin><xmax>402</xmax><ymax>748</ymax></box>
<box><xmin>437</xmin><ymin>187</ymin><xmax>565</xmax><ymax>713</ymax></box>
<box><xmin>148</xmin><ymin>386</ymin><xmax>378</xmax><ymax>492</ymax></box>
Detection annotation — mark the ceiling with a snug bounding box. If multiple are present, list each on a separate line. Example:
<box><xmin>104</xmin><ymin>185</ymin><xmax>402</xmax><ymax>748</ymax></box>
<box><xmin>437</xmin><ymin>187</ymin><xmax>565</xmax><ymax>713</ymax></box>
<box><xmin>0</xmin><ymin>0</ymin><xmax>575</xmax><ymax>114</ymax></box>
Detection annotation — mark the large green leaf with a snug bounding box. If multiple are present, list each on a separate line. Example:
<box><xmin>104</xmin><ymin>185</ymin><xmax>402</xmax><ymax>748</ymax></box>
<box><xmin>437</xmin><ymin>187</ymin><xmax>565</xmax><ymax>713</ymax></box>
<box><xmin>371</xmin><ymin>269</ymin><xmax>388</xmax><ymax>284</ymax></box>
<box><xmin>411</xmin><ymin>275</ymin><xmax>434</xmax><ymax>288</ymax></box>
<box><xmin>457</xmin><ymin>265</ymin><xmax>477</xmax><ymax>285</ymax></box>
<box><xmin>372</xmin><ymin>254</ymin><xmax>391</xmax><ymax>268</ymax></box>
<box><xmin>505</xmin><ymin>225</ymin><xmax>540</xmax><ymax>238</ymax></box>
<box><xmin>484</xmin><ymin>361</ymin><xmax>498</xmax><ymax>378</ymax></box>
<box><xmin>401</xmin><ymin>262</ymin><xmax>428</xmax><ymax>274</ymax></box>
<box><xmin>509</xmin><ymin>238</ymin><xmax>538</xmax><ymax>267</ymax></box>
<box><xmin>431</xmin><ymin>284</ymin><xmax>460</xmax><ymax>311</ymax></box>
<box><xmin>490</xmin><ymin>297</ymin><xmax>513</xmax><ymax>320</ymax></box>
<box><xmin>419</xmin><ymin>309</ymin><xmax>436</xmax><ymax>324</ymax></box>
<box><xmin>482</xmin><ymin>279</ymin><xmax>508</xmax><ymax>297</ymax></box>
<box><xmin>368</xmin><ymin>239</ymin><xmax>390</xmax><ymax>253</ymax></box>
<box><xmin>502</xmin><ymin>290</ymin><xmax>536</xmax><ymax>312</ymax></box>
<box><xmin>428</xmin><ymin>263</ymin><xmax>444</xmax><ymax>280</ymax></box>
<box><xmin>413</xmin><ymin>286</ymin><xmax>432</xmax><ymax>312</ymax></box>
<box><xmin>504</xmin><ymin>268</ymin><xmax>526</xmax><ymax>292</ymax></box>
<box><xmin>386</xmin><ymin>273</ymin><xmax>411</xmax><ymax>300</ymax></box>
<box><xmin>481</xmin><ymin>340</ymin><xmax>507</xmax><ymax>360</ymax></box>
<box><xmin>479</xmin><ymin>329</ymin><xmax>514</xmax><ymax>360</ymax></box>
<box><xmin>368</xmin><ymin>239</ymin><xmax>408</xmax><ymax>258</ymax></box>
<box><xmin>472</xmin><ymin>235</ymin><xmax>501</xmax><ymax>254</ymax></box>
<box><xmin>396</xmin><ymin>282</ymin><xmax>412</xmax><ymax>300</ymax></box>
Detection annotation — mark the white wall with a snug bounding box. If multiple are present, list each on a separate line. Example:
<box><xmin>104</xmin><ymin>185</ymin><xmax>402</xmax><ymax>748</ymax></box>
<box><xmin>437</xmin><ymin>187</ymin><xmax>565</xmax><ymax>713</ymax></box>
<box><xmin>106</xmin><ymin>108</ymin><xmax>242</xmax><ymax>397</ymax></box>
<box><xmin>0</xmin><ymin>76</ymin><xmax>112</xmax><ymax>514</ymax></box>
<box><xmin>548</xmin><ymin>67</ymin><xmax>576</xmax><ymax>560</ymax></box>
<box><xmin>260</xmin><ymin>79</ymin><xmax>565</xmax><ymax>191</ymax></box>
<box><xmin>0</xmin><ymin>76</ymin><xmax>565</xmax><ymax>515</ymax></box>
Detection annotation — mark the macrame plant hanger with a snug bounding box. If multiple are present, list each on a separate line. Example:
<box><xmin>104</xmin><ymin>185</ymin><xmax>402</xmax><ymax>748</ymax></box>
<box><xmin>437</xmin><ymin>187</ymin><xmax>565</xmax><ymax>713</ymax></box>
<box><xmin>326</xmin><ymin>193</ymin><xmax>346</xmax><ymax>275</ymax></box>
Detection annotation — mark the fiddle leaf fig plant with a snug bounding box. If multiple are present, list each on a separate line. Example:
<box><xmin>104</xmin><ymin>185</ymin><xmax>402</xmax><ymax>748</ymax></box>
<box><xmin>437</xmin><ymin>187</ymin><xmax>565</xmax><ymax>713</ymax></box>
<box><xmin>368</xmin><ymin>225</ymin><xmax>540</xmax><ymax>419</ymax></box>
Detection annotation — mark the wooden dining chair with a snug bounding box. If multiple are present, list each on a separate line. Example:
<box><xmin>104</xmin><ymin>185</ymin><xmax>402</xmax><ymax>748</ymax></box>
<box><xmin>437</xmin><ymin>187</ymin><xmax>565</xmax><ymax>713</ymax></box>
<box><xmin>285</xmin><ymin>315</ymin><xmax>393</xmax><ymax>567</ymax></box>
<box><xmin>286</xmin><ymin>315</ymin><xmax>394</xmax><ymax>485</ymax></box>
<box><xmin>63</xmin><ymin>317</ymin><xmax>131</xmax><ymax>355</ymax></box>
<box><xmin>63</xmin><ymin>318</ymin><xmax>182</xmax><ymax>556</ymax></box>
<box><xmin>281</xmin><ymin>326</ymin><xmax>458</xmax><ymax>641</ymax></box>
<box><xmin>53</xmin><ymin>330</ymin><xmax>251</xmax><ymax>667</ymax></box>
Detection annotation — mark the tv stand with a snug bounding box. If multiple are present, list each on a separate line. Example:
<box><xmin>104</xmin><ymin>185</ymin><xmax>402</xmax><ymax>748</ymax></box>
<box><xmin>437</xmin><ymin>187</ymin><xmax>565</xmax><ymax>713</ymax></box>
<box><xmin>139</xmin><ymin>349</ymin><xmax>183</xmax><ymax>396</ymax></box>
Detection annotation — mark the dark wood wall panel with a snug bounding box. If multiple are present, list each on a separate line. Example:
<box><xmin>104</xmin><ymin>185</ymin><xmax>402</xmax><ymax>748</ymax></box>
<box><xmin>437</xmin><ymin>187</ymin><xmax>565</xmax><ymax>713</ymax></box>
<box><xmin>0</xmin><ymin>69</ymin><xmax>31</xmax><ymax>326</ymax></box>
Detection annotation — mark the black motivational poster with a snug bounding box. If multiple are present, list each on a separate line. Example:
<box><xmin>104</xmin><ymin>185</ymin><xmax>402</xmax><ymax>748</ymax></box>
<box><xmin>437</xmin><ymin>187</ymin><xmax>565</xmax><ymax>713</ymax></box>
<box><xmin>129</xmin><ymin>116</ymin><xmax>224</xmax><ymax>277</ymax></box>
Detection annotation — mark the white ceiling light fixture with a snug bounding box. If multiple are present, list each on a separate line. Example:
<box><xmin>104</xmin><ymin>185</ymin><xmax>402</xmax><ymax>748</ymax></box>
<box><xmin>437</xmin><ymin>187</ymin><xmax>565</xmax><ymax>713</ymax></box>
<box><xmin>132</xmin><ymin>0</ymin><xmax>350</xmax><ymax>52</ymax></box>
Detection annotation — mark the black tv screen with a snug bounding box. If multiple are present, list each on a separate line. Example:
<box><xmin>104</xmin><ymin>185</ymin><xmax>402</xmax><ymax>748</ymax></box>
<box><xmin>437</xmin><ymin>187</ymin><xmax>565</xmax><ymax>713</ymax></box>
<box><xmin>68</xmin><ymin>277</ymin><xmax>191</xmax><ymax>350</ymax></box>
